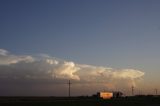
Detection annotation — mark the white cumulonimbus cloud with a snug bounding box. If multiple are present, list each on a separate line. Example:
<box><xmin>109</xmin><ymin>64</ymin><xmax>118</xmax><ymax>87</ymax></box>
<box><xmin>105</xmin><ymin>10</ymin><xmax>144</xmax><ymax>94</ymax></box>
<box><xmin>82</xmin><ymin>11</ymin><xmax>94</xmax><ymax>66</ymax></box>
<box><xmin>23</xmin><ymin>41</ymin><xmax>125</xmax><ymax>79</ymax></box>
<box><xmin>0</xmin><ymin>49</ymin><xmax>144</xmax><ymax>89</ymax></box>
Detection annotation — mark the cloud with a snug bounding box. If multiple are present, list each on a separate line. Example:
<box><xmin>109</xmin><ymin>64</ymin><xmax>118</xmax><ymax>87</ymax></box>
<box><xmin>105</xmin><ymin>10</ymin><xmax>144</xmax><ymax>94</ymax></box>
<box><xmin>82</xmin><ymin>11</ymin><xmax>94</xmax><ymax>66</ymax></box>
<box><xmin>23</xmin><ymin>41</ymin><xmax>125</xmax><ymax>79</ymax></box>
<box><xmin>0</xmin><ymin>49</ymin><xmax>145</xmax><ymax>95</ymax></box>
<box><xmin>112</xmin><ymin>69</ymin><xmax>144</xmax><ymax>79</ymax></box>
<box><xmin>0</xmin><ymin>49</ymin><xmax>34</xmax><ymax>65</ymax></box>
<box><xmin>0</xmin><ymin>49</ymin><xmax>8</xmax><ymax>56</ymax></box>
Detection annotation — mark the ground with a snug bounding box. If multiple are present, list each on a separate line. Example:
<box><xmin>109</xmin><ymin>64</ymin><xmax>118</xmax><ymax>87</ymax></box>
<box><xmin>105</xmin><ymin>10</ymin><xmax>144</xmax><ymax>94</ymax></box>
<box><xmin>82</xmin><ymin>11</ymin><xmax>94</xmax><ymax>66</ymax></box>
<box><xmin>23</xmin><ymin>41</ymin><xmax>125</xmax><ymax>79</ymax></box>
<box><xmin>0</xmin><ymin>96</ymin><xmax>160</xmax><ymax>106</ymax></box>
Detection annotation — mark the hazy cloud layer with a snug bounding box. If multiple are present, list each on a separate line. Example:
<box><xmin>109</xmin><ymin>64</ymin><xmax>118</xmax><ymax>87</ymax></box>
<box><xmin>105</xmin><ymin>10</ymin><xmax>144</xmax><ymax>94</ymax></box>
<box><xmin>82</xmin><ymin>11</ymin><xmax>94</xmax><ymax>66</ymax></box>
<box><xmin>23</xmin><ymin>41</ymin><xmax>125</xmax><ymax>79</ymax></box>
<box><xmin>0</xmin><ymin>49</ymin><xmax>144</xmax><ymax>95</ymax></box>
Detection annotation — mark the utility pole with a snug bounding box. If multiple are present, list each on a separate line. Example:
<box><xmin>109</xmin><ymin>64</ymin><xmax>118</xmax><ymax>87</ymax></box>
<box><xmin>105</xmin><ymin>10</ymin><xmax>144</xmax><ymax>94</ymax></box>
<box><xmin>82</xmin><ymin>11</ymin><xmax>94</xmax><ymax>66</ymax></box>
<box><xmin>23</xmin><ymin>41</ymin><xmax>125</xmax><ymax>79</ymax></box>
<box><xmin>155</xmin><ymin>89</ymin><xmax>158</xmax><ymax>95</ymax></box>
<box><xmin>68</xmin><ymin>80</ymin><xmax>71</xmax><ymax>97</ymax></box>
<box><xmin>131</xmin><ymin>86</ymin><xmax>134</xmax><ymax>96</ymax></box>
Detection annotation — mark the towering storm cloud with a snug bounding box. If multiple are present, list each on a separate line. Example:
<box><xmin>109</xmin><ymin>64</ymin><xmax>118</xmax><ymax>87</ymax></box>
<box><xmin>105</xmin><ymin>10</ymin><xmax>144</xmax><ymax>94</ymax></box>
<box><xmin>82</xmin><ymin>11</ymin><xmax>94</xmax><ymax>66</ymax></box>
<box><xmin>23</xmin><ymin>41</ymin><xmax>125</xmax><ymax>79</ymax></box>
<box><xmin>0</xmin><ymin>49</ymin><xmax>144</xmax><ymax>96</ymax></box>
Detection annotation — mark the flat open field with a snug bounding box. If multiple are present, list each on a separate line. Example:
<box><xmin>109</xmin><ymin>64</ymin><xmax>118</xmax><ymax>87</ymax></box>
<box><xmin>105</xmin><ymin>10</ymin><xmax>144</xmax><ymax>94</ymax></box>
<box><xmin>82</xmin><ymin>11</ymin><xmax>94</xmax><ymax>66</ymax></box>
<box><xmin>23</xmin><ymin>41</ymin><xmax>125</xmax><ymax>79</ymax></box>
<box><xmin>0</xmin><ymin>96</ymin><xmax>160</xmax><ymax>106</ymax></box>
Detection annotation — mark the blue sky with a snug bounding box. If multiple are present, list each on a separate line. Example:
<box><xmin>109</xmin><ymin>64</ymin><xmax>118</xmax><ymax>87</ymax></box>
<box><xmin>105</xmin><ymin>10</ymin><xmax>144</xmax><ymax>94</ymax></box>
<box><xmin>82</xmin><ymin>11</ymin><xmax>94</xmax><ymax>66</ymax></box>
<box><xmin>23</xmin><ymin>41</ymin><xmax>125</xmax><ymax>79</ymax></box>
<box><xmin>0</xmin><ymin>0</ymin><xmax>160</xmax><ymax>95</ymax></box>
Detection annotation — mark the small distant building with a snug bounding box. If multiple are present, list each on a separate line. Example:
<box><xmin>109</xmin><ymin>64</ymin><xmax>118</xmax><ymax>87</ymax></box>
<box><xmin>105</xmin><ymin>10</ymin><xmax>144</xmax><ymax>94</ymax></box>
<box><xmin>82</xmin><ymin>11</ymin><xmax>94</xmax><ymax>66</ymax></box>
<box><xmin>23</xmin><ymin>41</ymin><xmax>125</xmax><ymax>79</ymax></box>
<box><xmin>113</xmin><ymin>91</ymin><xmax>123</xmax><ymax>98</ymax></box>
<box><xmin>97</xmin><ymin>91</ymin><xmax>123</xmax><ymax>99</ymax></box>
<box><xmin>97</xmin><ymin>92</ymin><xmax>113</xmax><ymax>99</ymax></box>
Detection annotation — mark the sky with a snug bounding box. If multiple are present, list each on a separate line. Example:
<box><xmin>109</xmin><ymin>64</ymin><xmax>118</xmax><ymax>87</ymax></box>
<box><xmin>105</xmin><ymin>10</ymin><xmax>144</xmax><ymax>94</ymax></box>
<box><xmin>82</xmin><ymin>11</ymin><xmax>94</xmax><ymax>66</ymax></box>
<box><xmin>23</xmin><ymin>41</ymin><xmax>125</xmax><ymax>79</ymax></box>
<box><xmin>0</xmin><ymin>0</ymin><xmax>160</xmax><ymax>96</ymax></box>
